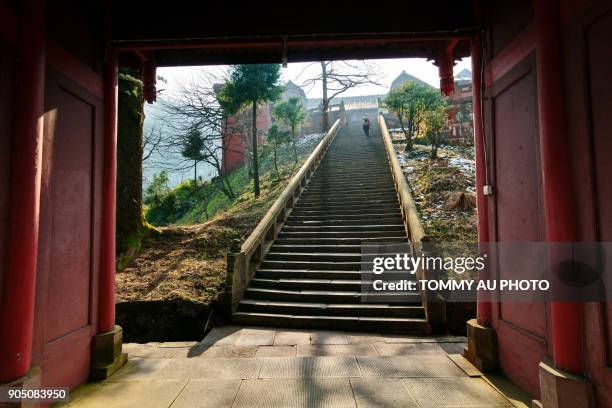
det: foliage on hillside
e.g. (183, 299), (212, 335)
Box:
(144, 133), (322, 226)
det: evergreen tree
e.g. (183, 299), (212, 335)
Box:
(219, 64), (284, 197)
(273, 97), (307, 164)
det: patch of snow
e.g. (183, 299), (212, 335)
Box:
(447, 157), (475, 175)
(297, 133), (324, 146)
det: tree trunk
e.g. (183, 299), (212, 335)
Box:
(291, 125), (298, 164)
(251, 100), (260, 197)
(116, 73), (152, 254)
(321, 61), (329, 132)
(273, 147), (280, 179)
(194, 161), (197, 182)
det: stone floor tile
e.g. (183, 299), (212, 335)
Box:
(103, 358), (172, 382)
(256, 345), (297, 357)
(374, 342), (449, 356)
(297, 345), (337, 356)
(309, 331), (348, 345)
(346, 333), (383, 344)
(200, 326), (245, 346)
(233, 378), (356, 408)
(169, 379), (241, 408)
(259, 356), (362, 378)
(236, 328), (276, 347)
(273, 330), (311, 345)
(357, 356), (465, 378)
(383, 335), (467, 344)
(158, 357), (261, 380)
(177, 345), (258, 358)
(334, 344), (378, 356)
(447, 354), (481, 377)
(122, 344), (179, 359)
(66, 380), (185, 408)
(154, 341), (199, 348)
(350, 378), (419, 408)
(402, 377), (512, 407)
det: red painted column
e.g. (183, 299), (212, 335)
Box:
(534, 0), (582, 374)
(0, 0), (45, 382)
(471, 33), (491, 326)
(98, 48), (118, 334)
(438, 48), (455, 97)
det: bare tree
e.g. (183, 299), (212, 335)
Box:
(150, 70), (241, 199)
(300, 61), (383, 131)
(143, 125), (163, 162)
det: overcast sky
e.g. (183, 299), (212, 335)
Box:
(156, 57), (472, 100)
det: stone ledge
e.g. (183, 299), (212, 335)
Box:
(536, 360), (595, 408)
(90, 325), (128, 381)
(0, 366), (41, 408)
(463, 318), (499, 372)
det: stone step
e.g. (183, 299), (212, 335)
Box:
(260, 260), (363, 270)
(290, 207), (402, 216)
(249, 277), (417, 291)
(293, 201), (399, 210)
(276, 231), (407, 239)
(238, 299), (425, 318)
(243, 287), (422, 304)
(297, 195), (398, 204)
(285, 217), (402, 226)
(233, 312), (430, 333)
(281, 224), (405, 232)
(272, 237), (408, 246)
(254, 270), (415, 281)
(269, 244), (362, 253)
(288, 212), (401, 221)
(255, 269), (364, 280)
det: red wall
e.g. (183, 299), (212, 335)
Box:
(222, 105), (272, 174)
(0, 38), (15, 310)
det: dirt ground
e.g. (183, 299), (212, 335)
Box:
(115, 173), (290, 305)
(391, 133), (477, 243)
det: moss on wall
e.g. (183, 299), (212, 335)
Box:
(117, 72), (157, 255)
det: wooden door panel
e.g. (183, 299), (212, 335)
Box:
(36, 66), (102, 388)
(487, 54), (549, 396)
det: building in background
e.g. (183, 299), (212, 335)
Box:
(445, 68), (473, 143)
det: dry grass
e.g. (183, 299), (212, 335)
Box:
(444, 191), (477, 212)
(116, 173), (290, 305)
(395, 143), (477, 243)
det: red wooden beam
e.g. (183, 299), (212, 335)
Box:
(98, 48), (118, 334)
(484, 24), (535, 87)
(534, 0), (582, 374)
(0, 0), (45, 382)
(141, 57), (157, 104)
(438, 41), (456, 96)
(114, 34), (472, 52)
(0, 2), (17, 43)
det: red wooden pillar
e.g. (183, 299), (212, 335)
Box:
(98, 48), (118, 334)
(438, 47), (455, 97)
(534, 0), (582, 374)
(471, 33), (491, 326)
(0, 0), (45, 382)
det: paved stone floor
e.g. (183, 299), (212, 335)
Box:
(61, 326), (531, 408)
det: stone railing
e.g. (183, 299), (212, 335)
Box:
(378, 114), (446, 329)
(224, 119), (342, 314)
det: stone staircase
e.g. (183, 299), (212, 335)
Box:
(233, 122), (429, 333)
